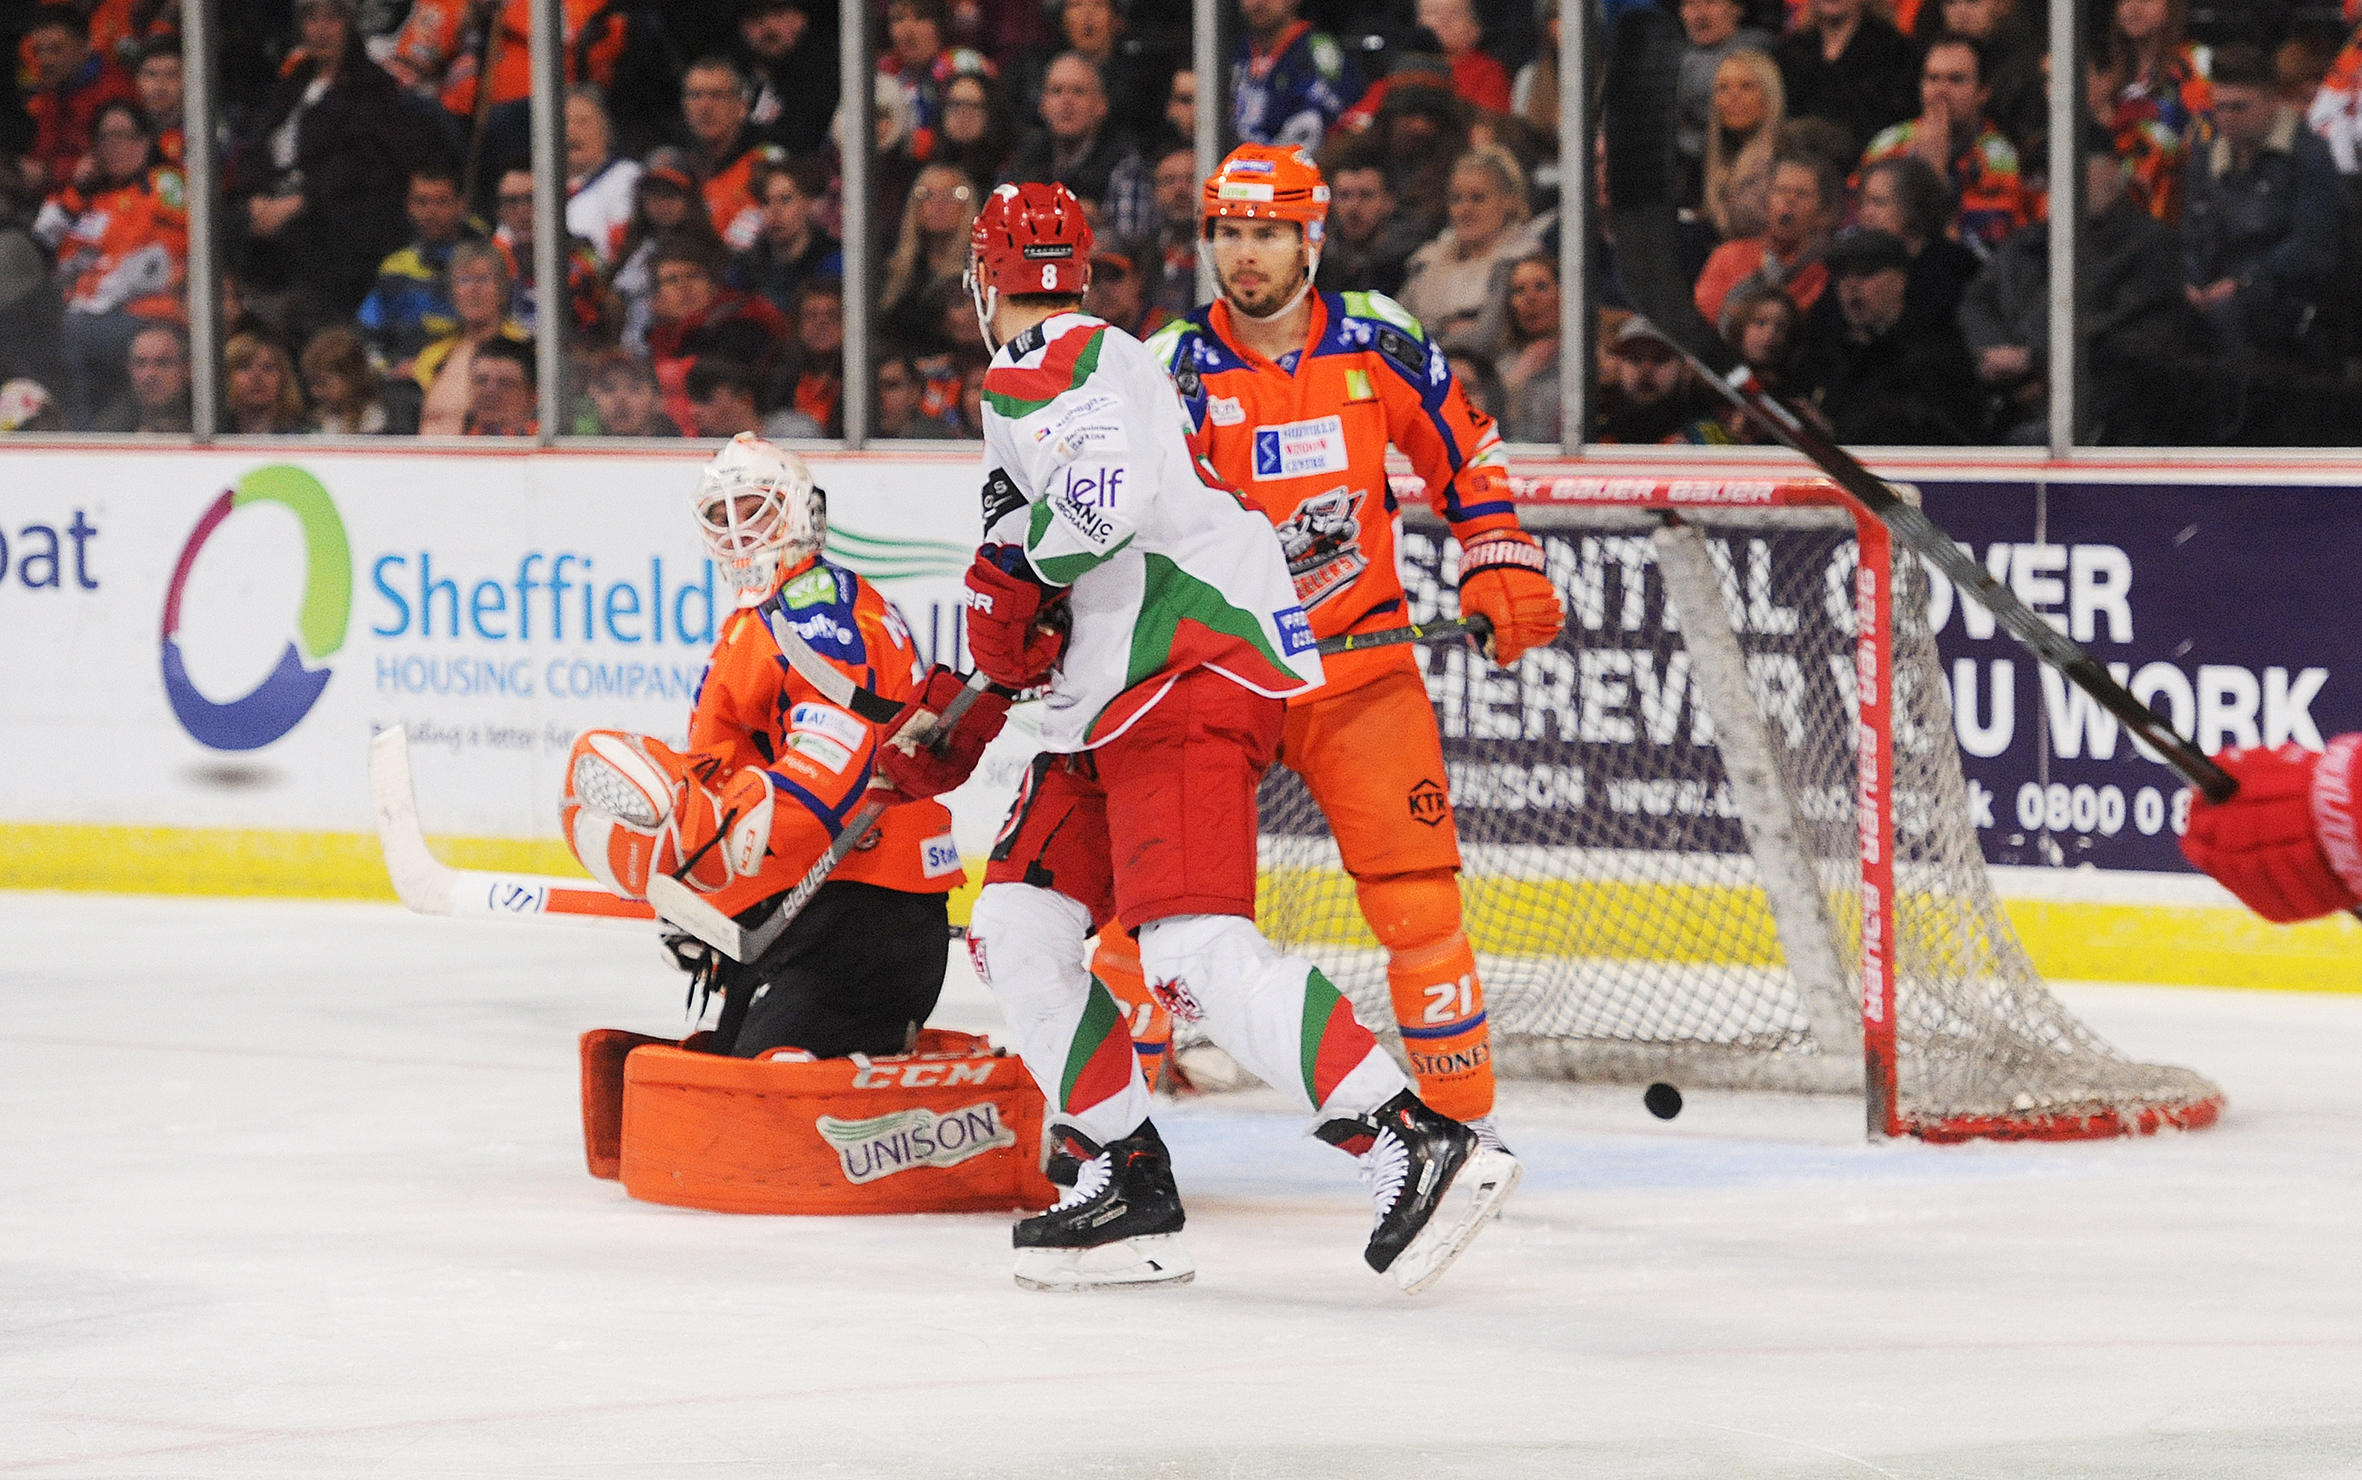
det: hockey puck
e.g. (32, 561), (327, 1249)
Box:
(1643, 1082), (1683, 1120)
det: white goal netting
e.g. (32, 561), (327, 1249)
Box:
(1251, 498), (2221, 1141)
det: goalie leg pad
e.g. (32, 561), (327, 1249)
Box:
(1137, 912), (1406, 1119)
(614, 1032), (1056, 1215)
(969, 883), (1153, 1147)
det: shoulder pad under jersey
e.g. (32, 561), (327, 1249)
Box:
(1142, 316), (1191, 377)
(1336, 290), (1431, 380)
(762, 560), (869, 666)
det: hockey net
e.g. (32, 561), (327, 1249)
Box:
(1248, 478), (2222, 1142)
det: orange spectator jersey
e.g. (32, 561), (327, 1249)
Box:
(703, 141), (785, 254)
(690, 555), (962, 906)
(1146, 289), (1522, 696)
(33, 166), (188, 318)
(390, 0), (624, 115)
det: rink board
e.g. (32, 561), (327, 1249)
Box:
(1, 444), (2359, 992)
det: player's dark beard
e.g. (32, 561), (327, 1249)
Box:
(1221, 255), (1308, 320)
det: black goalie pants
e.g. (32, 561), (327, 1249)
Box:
(711, 881), (949, 1060)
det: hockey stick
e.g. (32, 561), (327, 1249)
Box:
(765, 604), (908, 724)
(1599, 7), (2235, 802)
(368, 726), (657, 923)
(1316, 613), (1493, 656)
(646, 671), (999, 962)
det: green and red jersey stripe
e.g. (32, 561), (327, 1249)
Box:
(983, 325), (1107, 420)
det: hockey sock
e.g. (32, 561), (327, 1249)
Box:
(1087, 927), (1174, 1092)
(1383, 932), (1493, 1120)
(1360, 872), (1496, 1121)
(968, 883), (1152, 1146)
(1136, 913), (1406, 1119)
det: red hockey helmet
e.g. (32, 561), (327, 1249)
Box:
(1200, 143), (1329, 245)
(967, 181), (1093, 345)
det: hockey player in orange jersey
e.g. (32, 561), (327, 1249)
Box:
(1106, 143), (1566, 1134)
(559, 433), (1009, 1058)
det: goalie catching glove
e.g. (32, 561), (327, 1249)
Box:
(873, 665), (1013, 801)
(2181, 737), (2362, 923)
(562, 730), (794, 899)
(1455, 531), (1563, 666)
(963, 544), (1068, 689)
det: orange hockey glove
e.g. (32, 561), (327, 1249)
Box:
(1456, 531), (1563, 666)
(2181, 738), (2362, 923)
(874, 665), (1013, 800)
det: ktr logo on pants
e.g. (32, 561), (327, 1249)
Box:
(1408, 777), (1449, 826)
(816, 1102), (1016, 1184)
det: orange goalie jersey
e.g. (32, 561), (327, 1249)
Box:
(1145, 289), (1520, 698)
(686, 554), (962, 915)
(566, 552), (963, 922)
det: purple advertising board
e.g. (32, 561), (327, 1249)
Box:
(1918, 480), (2361, 873)
(1375, 480), (2359, 878)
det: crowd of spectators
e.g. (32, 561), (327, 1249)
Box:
(1, 0), (2360, 444)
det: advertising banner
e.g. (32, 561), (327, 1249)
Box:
(0, 448), (1014, 857)
(5, 450), (2359, 888)
(1915, 480), (2360, 874)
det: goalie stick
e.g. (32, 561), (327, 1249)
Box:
(647, 671), (1000, 963)
(368, 726), (657, 923)
(1315, 614), (1492, 657)
(1599, 5), (2238, 804)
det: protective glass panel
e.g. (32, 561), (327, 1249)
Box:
(1586, 0), (2046, 450)
(13, 10), (192, 433)
(193, 0), (545, 438)
(869, 0), (1198, 440)
(2081, 0), (2358, 446)
(561, 1), (836, 440)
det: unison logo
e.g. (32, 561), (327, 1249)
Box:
(161, 466), (352, 751)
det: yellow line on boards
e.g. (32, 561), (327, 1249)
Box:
(0, 823), (586, 901)
(5, 826), (2359, 992)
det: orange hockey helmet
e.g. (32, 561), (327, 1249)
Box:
(1200, 142), (1329, 247)
(967, 181), (1093, 347)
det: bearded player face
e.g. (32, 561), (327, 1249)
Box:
(1210, 218), (1310, 319)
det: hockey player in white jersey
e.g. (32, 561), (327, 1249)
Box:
(872, 181), (1519, 1293)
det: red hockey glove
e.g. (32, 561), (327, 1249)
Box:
(1455, 531), (1563, 667)
(963, 543), (1067, 689)
(2180, 737), (2362, 923)
(873, 665), (1013, 801)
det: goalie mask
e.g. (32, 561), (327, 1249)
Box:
(693, 432), (826, 605)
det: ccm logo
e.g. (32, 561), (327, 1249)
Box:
(850, 1060), (1003, 1089)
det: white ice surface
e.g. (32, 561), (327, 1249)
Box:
(3, 893), (2360, 1478)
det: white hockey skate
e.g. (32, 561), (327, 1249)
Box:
(1011, 1123), (1196, 1292)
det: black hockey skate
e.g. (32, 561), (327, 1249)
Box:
(1012, 1122), (1194, 1291)
(1318, 1091), (1521, 1295)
